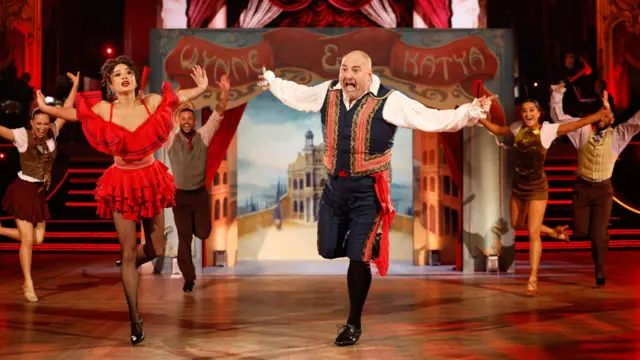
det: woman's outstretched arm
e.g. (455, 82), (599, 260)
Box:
(478, 116), (513, 137)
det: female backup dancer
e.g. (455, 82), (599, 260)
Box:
(0, 72), (79, 302)
(35, 55), (208, 344)
(479, 99), (610, 296)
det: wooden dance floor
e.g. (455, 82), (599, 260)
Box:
(1, 251), (639, 359)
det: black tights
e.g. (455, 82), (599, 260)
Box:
(347, 260), (372, 329)
(113, 211), (165, 323)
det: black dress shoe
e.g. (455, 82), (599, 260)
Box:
(116, 260), (122, 267)
(183, 282), (194, 292)
(596, 276), (606, 287)
(335, 324), (361, 347)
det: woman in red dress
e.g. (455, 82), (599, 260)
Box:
(35, 55), (208, 345)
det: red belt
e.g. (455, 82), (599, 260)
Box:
(114, 154), (155, 170)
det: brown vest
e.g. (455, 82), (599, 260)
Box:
(19, 126), (57, 190)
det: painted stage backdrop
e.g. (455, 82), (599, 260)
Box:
(150, 28), (513, 269)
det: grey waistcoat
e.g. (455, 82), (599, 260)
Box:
(167, 132), (208, 190)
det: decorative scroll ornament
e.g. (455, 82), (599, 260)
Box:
(610, 0), (640, 34)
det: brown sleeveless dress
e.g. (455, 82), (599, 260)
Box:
(512, 126), (549, 201)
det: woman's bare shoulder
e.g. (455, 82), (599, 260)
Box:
(143, 93), (163, 107)
(90, 101), (111, 120)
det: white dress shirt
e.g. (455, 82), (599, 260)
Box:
(550, 85), (640, 158)
(263, 71), (487, 132)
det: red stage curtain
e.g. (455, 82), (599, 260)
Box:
(276, 0), (377, 27)
(205, 103), (248, 189)
(237, 0), (410, 28)
(415, 0), (451, 28)
(269, 0), (313, 11)
(187, 0), (225, 28)
(269, 0), (372, 11)
(328, 0), (373, 11)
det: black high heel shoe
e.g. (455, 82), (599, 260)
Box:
(130, 318), (145, 345)
(335, 324), (361, 347)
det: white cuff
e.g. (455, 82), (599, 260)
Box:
(264, 70), (276, 83)
(467, 106), (487, 123)
(458, 102), (486, 128)
(469, 100), (488, 119)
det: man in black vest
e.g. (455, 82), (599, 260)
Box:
(258, 51), (494, 346)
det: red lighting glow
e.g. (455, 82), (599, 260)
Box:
(0, 153), (4, 159)
(106, 47), (113, 55)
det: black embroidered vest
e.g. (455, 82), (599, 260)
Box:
(319, 80), (396, 177)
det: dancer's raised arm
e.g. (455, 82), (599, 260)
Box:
(556, 107), (610, 136)
(35, 88), (78, 121)
(175, 65), (209, 102)
(54, 72), (81, 131)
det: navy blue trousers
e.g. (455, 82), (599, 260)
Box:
(317, 175), (381, 261)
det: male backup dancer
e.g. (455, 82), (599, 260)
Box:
(115, 75), (230, 294)
(550, 83), (640, 286)
(166, 74), (230, 292)
(258, 50), (494, 346)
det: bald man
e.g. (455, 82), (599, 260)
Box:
(258, 50), (494, 346)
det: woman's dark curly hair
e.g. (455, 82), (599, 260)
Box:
(100, 55), (141, 101)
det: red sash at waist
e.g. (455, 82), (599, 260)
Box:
(114, 154), (155, 170)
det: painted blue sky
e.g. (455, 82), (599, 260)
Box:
(237, 85), (413, 212)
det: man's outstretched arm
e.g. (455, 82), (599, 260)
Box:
(259, 69), (331, 113)
(382, 91), (492, 132)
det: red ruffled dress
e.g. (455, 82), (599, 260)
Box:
(75, 82), (178, 221)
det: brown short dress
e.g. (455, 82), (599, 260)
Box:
(1, 125), (57, 225)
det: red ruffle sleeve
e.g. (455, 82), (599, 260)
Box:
(75, 82), (179, 160)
